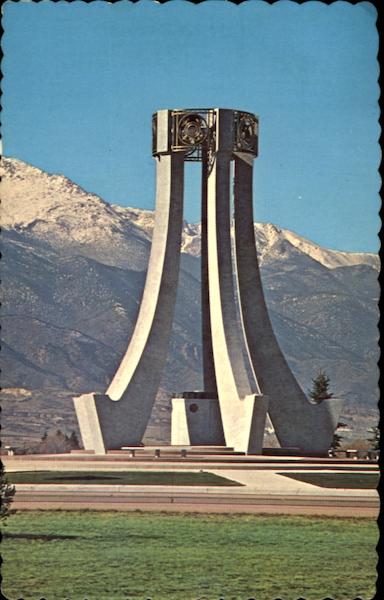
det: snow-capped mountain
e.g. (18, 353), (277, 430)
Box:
(0, 157), (379, 446)
(2, 157), (378, 269)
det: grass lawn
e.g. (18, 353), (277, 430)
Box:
(1, 511), (377, 600)
(7, 470), (242, 486)
(279, 471), (379, 489)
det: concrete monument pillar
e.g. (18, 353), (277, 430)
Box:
(233, 153), (342, 454)
(206, 110), (267, 454)
(200, 148), (218, 396)
(74, 111), (185, 453)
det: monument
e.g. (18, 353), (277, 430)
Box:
(74, 108), (342, 455)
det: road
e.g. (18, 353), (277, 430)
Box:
(12, 488), (378, 517)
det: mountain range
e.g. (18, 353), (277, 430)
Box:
(0, 157), (379, 447)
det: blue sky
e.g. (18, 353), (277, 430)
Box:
(2, 1), (379, 252)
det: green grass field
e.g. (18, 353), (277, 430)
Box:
(1, 511), (377, 600)
(279, 471), (379, 489)
(7, 470), (242, 486)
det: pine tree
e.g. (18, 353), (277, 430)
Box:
(368, 426), (380, 450)
(308, 370), (334, 404)
(69, 431), (81, 450)
(330, 433), (343, 453)
(329, 422), (347, 455)
(0, 463), (16, 524)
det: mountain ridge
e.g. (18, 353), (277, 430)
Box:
(1, 156), (379, 270)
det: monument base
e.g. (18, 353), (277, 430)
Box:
(171, 393), (225, 446)
(74, 392), (149, 455)
(73, 393), (107, 455)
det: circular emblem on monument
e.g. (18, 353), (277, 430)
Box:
(237, 114), (258, 153)
(178, 113), (208, 147)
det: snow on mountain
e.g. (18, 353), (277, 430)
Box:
(111, 205), (155, 239)
(1, 157), (112, 228)
(1, 156), (378, 271)
(252, 222), (379, 270)
(1, 157), (152, 271)
(264, 225), (379, 270)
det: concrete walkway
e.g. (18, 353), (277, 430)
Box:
(209, 468), (379, 497)
(4, 455), (379, 516)
(3, 454), (379, 472)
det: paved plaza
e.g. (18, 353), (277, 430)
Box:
(3, 453), (379, 517)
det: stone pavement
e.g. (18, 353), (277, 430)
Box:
(209, 467), (379, 497)
(4, 454), (378, 516)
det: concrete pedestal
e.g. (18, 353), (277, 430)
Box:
(171, 396), (225, 446)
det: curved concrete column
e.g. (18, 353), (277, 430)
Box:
(74, 153), (184, 452)
(233, 153), (342, 454)
(201, 150), (218, 395)
(207, 150), (267, 454)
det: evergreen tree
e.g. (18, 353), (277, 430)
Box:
(31, 428), (82, 453)
(329, 422), (346, 455)
(330, 433), (343, 453)
(308, 370), (334, 404)
(368, 426), (380, 450)
(69, 431), (81, 450)
(0, 463), (16, 524)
